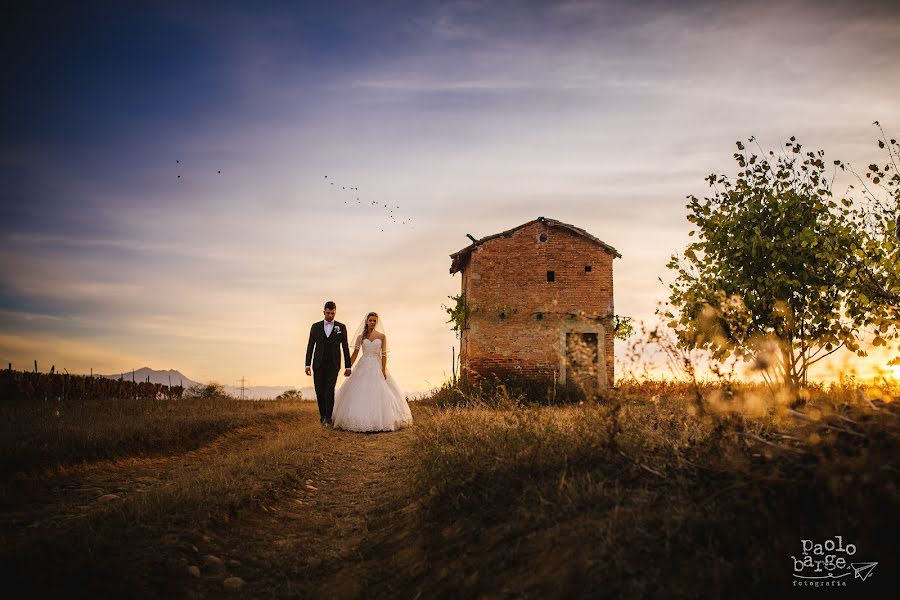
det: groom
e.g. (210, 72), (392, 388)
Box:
(305, 301), (352, 426)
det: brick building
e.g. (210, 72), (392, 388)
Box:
(449, 217), (621, 389)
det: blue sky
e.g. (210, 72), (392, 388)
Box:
(2, 0), (900, 390)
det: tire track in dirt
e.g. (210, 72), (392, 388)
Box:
(187, 408), (421, 599)
(1, 411), (307, 541)
(2, 404), (424, 598)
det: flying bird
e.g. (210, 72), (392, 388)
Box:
(322, 175), (416, 231)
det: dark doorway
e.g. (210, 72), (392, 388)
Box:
(566, 332), (599, 392)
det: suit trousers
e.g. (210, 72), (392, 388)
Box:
(313, 362), (340, 422)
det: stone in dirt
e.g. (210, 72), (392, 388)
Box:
(227, 559), (241, 567)
(223, 577), (245, 590)
(97, 494), (120, 503)
(203, 555), (225, 572)
(187, 565), (201, 578)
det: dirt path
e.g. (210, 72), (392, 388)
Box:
(1, 403), (422, 599)
(218, 412), (420, 599)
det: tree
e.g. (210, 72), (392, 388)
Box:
(663, 133), (900, 390)
(185, 381), (228, 399)
(835, 123), (900, 364)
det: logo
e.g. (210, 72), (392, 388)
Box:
(792, 535), (877, 587)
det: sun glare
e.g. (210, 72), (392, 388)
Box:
(892, 365), (900, 381)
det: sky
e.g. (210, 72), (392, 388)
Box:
(2, 0), (900, 393)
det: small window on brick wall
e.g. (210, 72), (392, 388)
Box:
(538, 232), (548, 242)
(584, 265), (592, 272)
(547, 271), (555, 282)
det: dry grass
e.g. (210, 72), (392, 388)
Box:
(0, 395), (306, 478)
(1, 411), (322, 597)
(401, 380), (900, 598)
(2, 380), (897, 597)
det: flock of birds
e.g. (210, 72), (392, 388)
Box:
(323, 175), (414, 232)
(174, 159), (222, 179)
(174, 160), (896, 239)
(172, 162), (414, 232)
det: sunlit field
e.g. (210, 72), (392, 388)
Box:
(1, 375), (897, 597)
(0, 393), (306, 478)
(405, 377), (898, 596)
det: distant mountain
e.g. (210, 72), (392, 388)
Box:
(101, 367), (199, 388)
(101, 367), (315, 400)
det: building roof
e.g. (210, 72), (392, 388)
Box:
(449, 216), (621, 274)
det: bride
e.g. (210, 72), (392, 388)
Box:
(332, 312), (413, 432)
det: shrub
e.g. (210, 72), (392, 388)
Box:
(184, 382), (231, 400)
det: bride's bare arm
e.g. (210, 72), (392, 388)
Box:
(350, 336), (361, 366)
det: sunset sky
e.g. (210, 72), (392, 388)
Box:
(2, 0), (900, 393)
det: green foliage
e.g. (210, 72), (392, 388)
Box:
(443, 293), (469, 335)
(837, 123), (900, 364)
(611, 314), (634, 340)
(665, 132), (900, 389)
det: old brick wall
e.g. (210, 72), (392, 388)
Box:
(458, 220), (615, 386)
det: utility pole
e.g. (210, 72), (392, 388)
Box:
(237, 376), (248, 400)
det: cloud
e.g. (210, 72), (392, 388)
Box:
(2, 0), (899, 387)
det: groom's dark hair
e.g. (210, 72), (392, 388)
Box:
(324, 301), (336, 310)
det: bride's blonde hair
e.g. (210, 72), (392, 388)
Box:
(361, 312), (379, 343)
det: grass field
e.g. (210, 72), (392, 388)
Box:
(1, 379), (897, 598)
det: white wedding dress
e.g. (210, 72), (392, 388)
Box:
(332, 338), (412, 432)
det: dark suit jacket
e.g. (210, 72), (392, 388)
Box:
(306, 320), (351, 370)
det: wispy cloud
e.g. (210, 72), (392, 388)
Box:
(2, 0), (899, 388)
